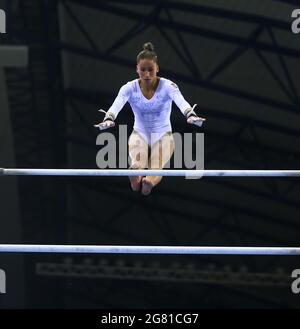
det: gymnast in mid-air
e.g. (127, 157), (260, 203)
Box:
(95, 42), (205, 196)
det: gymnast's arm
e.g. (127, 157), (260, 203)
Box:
(167, 82), (206, 127)
(94, 84), (130, 130)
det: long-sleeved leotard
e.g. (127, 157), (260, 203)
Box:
(106, 77), (192, 146)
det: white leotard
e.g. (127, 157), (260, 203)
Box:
(107, 77), (191, 146)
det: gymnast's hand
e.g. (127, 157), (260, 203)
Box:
(185, 104), (206, 128)
(94, 109), (116, 130)
(187, 115), (206, 128)
(94, 120), (115, 130)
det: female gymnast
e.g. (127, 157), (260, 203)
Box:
(95, 42), (205, 196)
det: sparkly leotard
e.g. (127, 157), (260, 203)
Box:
(107, 77), (191, 146)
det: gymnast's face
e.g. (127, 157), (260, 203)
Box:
(136, 59), (159, 83)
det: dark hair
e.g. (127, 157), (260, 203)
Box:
(137, 42), (158, 63)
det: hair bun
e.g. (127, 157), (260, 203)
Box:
(143, 42), (154, 51)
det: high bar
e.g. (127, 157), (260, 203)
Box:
(1, 168), (300, 177)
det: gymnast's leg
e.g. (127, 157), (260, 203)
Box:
(128, 131), (149, 191)
(141, 132), (174, 196)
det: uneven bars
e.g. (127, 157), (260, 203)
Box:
(1, 168), (300, 177)
(0, 245), (299, 255)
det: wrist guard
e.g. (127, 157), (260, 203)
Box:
(99, 109), (115, 122)
(184, 104), (198, 118)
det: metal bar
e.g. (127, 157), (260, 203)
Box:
(1, 168), (300, 177)
(0, 244), (299, 255)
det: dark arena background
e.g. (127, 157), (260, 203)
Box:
(0, 0), (300, 313)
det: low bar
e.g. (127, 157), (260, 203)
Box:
(0, 245), (299, 255)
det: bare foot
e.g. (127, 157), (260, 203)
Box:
(130, 176), (142, 191)
(141, 177), (154, 196)
(129, 164), (142, 191)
